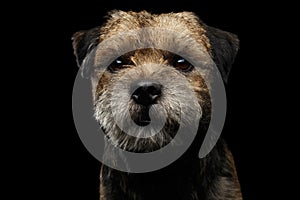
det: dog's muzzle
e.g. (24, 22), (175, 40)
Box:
(130, 80), (163, 126)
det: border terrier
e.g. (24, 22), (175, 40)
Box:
(72, 10), (242, 200)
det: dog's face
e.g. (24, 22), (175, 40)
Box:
(72, 11), (239, 153)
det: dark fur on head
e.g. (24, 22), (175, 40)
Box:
(72, 10), (242, 200)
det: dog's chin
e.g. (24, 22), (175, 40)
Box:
(96, 98), (183, 152)
(101, 111), (180, 153)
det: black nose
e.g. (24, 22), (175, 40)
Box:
(131, 81), (162, 106)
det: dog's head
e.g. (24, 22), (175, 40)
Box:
(72, 11), (239, 153)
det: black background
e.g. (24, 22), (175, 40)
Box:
(16, 0), (293, 199)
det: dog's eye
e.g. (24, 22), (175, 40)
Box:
(108, 57), (133, 73)
(109, 58), (123, 72)
(173, 56), (193, 72)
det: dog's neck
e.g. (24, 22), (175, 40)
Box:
(100, 139), (227, 200)
(102, 155), (205, 200)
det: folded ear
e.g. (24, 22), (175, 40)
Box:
(205, 26), (239, 83)
(72, 27), (100, 67)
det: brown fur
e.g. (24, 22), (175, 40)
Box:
(72, 10), (242, 200)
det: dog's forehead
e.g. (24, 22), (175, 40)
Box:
(99, 11), (211, 51)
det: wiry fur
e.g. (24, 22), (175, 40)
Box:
(72, 10), (242, 200)
(94, 59), (207, 152)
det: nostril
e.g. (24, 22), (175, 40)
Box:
(147, 84), (162, 102)
(148, 84), (162, 95)
(131, 81), (162, 106)
(131, 94), (139, 101)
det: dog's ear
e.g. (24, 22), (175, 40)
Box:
(72, 27), (100, 67)
(205, 26), (239, 83)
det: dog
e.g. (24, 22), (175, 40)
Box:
(72, 10), (242, 200)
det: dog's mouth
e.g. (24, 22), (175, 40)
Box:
(130, 106), (151, 127)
